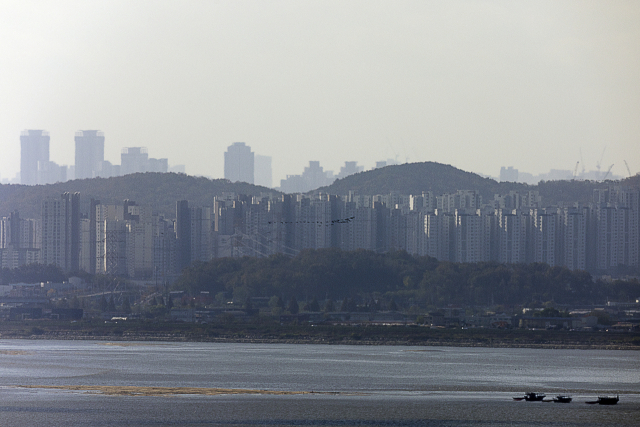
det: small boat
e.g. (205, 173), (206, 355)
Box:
(513, 392), (546, 401)
(524, 392), (546, 401)
(586, 395), (619, 405)
(553, 395), (572, 403)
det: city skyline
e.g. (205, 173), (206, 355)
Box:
(8, 128), (630, 188)
(1, 2), (639, 184)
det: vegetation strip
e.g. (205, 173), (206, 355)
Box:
(16, 385), (339, 396)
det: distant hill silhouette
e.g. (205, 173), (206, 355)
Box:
(0, 173), (275, 219)
(317, 162), (634, 206)
(317, 162), (518, 199)
(1, 166), (637, 219)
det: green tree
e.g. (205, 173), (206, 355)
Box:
(303, 298), (320, 312)
(323, 299), (335, 312)
(107, 295), (116, 312)
(99, 295), (108, 312)
(287, 296), (299, 314)
(269, 295), (284, 316)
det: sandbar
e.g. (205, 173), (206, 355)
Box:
(16, 385), (340, 396)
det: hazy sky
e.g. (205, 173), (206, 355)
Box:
(1, 1), (639, 184)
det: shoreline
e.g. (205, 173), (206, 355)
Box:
(2, 320), (639, 350)
(2, 331), (639, 350)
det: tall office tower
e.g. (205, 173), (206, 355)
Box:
(254, 154), (272, 188)
(499, 166), (519, 182)
(75, 130), (105, 179)
(336, 161), (364, 179)
(121, 147), (149, 175)
(224, 142), (254, 184)
(41, 192), (80, 272)
(20, 130), (50, 185)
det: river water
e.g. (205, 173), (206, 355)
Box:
(0, 340), (638, 426)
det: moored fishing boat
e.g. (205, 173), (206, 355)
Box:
(513, 392), (546, 401)
(586, 395), (619, 405)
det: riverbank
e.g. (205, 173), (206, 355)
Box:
(1, 320), (639, 349)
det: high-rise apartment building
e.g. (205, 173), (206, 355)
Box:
(75, 130), (105, 179)
(20, 130), (50, 185)
(0, 211), (40, 269)
(224, 142), (254, 184)
(175, 200), (191, 272)
(41, 193), (80, 272)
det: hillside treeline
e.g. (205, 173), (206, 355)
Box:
(0, 264), (68, 285)
(174, 249), (640, 308)
(4, 165), (638, 220)
(0, 172), (272, 219)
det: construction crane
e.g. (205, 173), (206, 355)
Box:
(596, 147), (607, 179)
(602, 164), (614, 181)
(624, 160), (632, 177)
(573, 161), (579, 179)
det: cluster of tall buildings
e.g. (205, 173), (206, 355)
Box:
(222, 142), (366, 192)
(18, 129), (181, 185)
(1, 186), (637, 280)
(214, 187), (638, 272)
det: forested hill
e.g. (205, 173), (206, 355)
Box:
(318, 161), (633, 206)
(0, 173), (274, 219)
(174, 248), (640, 307)
(317, 162), (518, 199)
(2, 165), (637, 219)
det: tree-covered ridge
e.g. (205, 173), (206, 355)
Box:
(0, 264), (68, 285)
(319, 162), (629, 206)
(174, 248), (639, 308)
(317, 162), (515, 199)
(2, 164), (636, 219)
(0, 173), (275, 219)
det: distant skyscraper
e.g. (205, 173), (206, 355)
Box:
(224, 142), (254, 184)
(500, 166), (519, 182)
(20, 130), (50, 185)
(254, 154), (272, 188)
(337, 161), (364, 179)
(75, 130), (105, 179)
(121, 147), (149, 175)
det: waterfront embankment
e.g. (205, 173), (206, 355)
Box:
(1, 320), (639, 349)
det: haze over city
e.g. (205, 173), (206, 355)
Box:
(1, 1), (639, 185)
